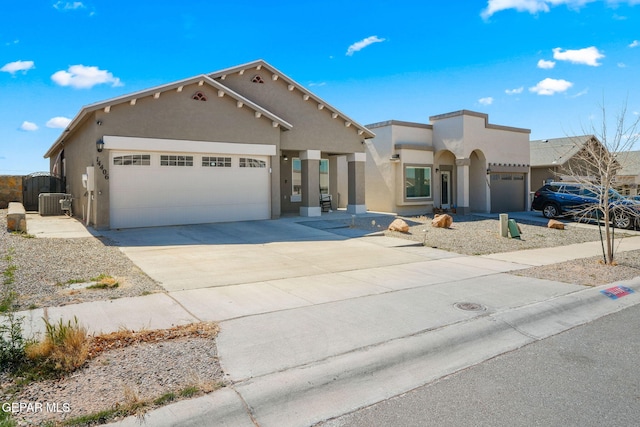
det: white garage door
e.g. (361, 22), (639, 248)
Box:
(109, 152), (270, 228)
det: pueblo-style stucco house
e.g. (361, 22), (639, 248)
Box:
(365, 110), (531, 215)
(44, 60), (374, 229)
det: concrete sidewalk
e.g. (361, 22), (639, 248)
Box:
(11, 212), (640, 427)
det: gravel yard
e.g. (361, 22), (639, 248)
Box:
(0, 210), (163, 311)
(382, 214), (640, 287)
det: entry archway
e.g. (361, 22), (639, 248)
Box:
(469, 149), (488, 212)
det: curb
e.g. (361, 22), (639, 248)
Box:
(108, 277), (640, 427)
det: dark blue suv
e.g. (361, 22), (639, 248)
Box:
(531, 182), (640, 229)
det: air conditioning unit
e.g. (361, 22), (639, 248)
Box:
(38, 193), (69, 216)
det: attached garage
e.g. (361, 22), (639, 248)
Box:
(106, 136), (274, 229)
(490, 173), (526, 213)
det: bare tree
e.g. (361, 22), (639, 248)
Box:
(559, 101), (640, 264)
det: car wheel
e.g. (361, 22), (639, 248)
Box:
(542, 203), (560, 218)
(613, 213), (632, 229)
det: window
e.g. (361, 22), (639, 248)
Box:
(320, 159), (329, 194)
(292, 157), (302, 201)
(561, 185), (580, 195)
(113, 154), (150, 166)
(405, 166), (431, 199)
(240, 157), (266, 168)
(202, 156), (231, 167)
(160, 155), (193, 166)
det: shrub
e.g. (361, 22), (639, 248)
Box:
(0, 311), (27, 372)
(1, 250), (27, 372)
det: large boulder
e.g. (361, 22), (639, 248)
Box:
(432, 214), (453, 228)
(388, 218), (410, 233)
(547, 219), (565, 230)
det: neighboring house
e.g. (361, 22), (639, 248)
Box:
(614, 150), (640, 196)
(530, 135), (611, 188)
(44, 60), (374, 229)
(365, 110), (531, 215)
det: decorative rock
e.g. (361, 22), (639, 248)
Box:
(388, 218), (410, 233)
(432, 214), (453, 228)
(547, 219), (565, 230)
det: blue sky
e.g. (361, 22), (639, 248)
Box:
(1, 0), (639, 174)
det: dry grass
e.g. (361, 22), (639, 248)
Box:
(87, 322), (219, 358)
(25, 317), (90, 373)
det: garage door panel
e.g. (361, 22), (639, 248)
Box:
(109, 151), (270, 228)
(490, 173), (525, 213)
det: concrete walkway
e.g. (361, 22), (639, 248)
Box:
(13, 212), (640, 427)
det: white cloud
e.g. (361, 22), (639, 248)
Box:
(482, 0), (598, 18)
(308, 82), (326, 87)
(20, 121), (38, 131)
(630, 40), (640, 48)
(53, 1), (85, 10)
(537, 59), (556, 69)
(478, 97), (494, 106)
(46, 116), (72, 128)
(552, 46), (604, 66)
(346, 36), (386, 56)
(1, 60), (35, 74)
(617, 62), (627, 68)
(571, 88), (589, 97)
(529, 78), (573, 95)
(51, 65), (123, 89)
(505, 87), (524, 95)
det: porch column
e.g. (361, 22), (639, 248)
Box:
(456, 157), (470, 214)
(300, 149), (321, 217)
(347, 152), (367, 214)
(270, 154), (281, 219)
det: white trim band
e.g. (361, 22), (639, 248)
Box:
(103, 136), (276, 156)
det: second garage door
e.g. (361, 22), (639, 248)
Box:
(109, 152), (270, 228)
(490, 173), (526, 213)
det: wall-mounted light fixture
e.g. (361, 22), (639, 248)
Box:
(283, 154), (289, 161)
(96, 120), (103, 126)
(96, 139), (104, 153)
(486, 167), (491, 175)
(435, 168), (440, 173)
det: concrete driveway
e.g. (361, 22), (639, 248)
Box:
(102, 214), (436, 292)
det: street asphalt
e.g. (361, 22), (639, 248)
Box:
(15, 211), (640, 426)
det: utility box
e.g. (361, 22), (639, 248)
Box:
(38, 193), (69, 216)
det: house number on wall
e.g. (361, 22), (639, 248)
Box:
(96, 156), (109, 180)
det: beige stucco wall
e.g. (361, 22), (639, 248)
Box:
(433, 112), (530, 165)
(95, 84), (281, 145)
(531, 166), (558, 189)
(49, 114), (100, 225)
(215, 71), (365, 155)
(51, 82), (283, 229)
(365, 122), (435, 215)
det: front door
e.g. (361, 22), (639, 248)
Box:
(441, 171), (451, 209)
